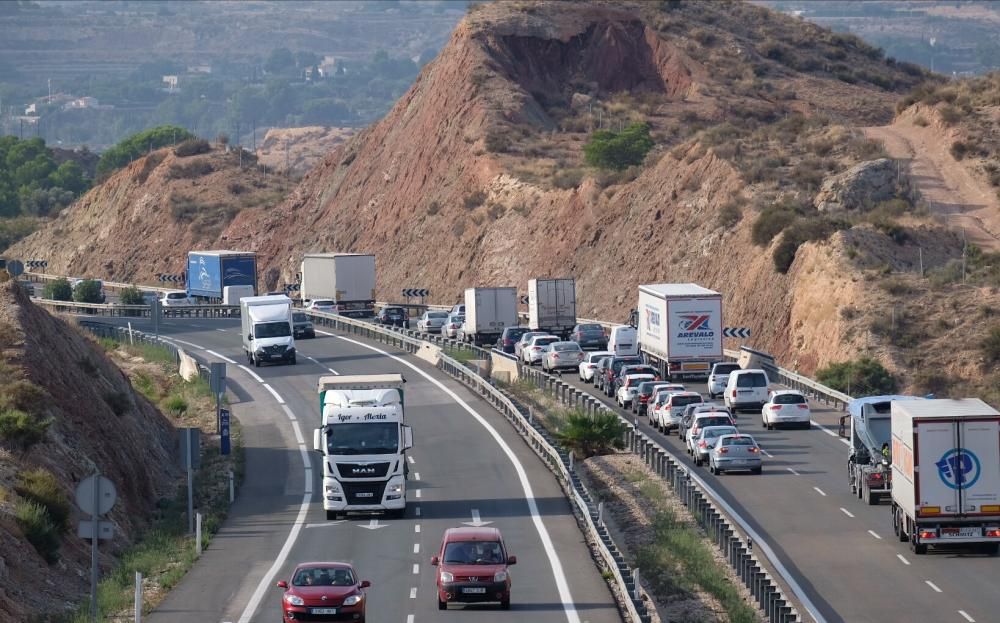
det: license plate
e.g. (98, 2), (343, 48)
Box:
(310, 608), (338, 614)
(462, 587), (487, 594)
(733, 460), (747, 464)
(942, 527), (982, 538)
(356, 492), (374, 498)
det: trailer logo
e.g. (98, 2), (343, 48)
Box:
(677, 314), (715, 338)
(936, 449), (981, 490)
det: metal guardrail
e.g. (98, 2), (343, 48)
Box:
(31, 298), (240, 318)
(24, 271), (175, 295)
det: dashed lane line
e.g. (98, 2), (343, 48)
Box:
(409, 587), (417, 599)
(897, 554), (911, 566)
(959, 611), (976, 622)
(786, 467), (800, 476)
(925, 581), (943, 593)
(840, 507), (855, 518)
(868, 530), (882, 540)
(813, 487), (827, 497)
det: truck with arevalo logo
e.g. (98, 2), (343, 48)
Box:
(636, 283), (723, 380)
(313, 374), (413, 520)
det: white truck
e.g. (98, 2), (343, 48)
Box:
(636, 283), (723, 380)
(300, 253), (376, 318)
(462, 287), (518, 346)
(240, 295), (296, 367)
(891, 398), (1000, 555)
(312, 374), (413, 520)
(528, 278), (576, 339)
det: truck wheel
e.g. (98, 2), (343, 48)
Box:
(253, 355), (261, 368)
(866, 488), (878, 505)
(911, 539), (927, 555)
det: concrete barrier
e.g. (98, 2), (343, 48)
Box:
(415, 341), (442, 366)
(178, 349), (200, 381)
(491, 351), (520, 382)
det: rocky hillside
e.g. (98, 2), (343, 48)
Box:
(257, 126), (357, 177)
(8, 1), (997, 397)
(0, 277), (178, 619)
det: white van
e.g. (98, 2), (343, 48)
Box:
(724, 369), (770, 412)
(241, 295), (296, 367)
(607, 325), (638, 357)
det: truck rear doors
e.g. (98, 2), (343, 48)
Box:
(917, 418), (1000, 517)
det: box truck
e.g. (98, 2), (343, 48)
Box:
(240, 295), (295, 367)
(186, 251), (257, 300)
(528, 278), (576, 338)
(891, 398), (1000, 555)
(312, 374), (413, 520)
(463, 287), (518, 346)
(300, 253), (376, 318)
(636, 283), (723, 380)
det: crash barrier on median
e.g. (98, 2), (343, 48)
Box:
(24, 271), (175, 295)
(32, 298), (240, 318)
(515, 363), (807, 623)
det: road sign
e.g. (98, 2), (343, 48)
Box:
(401, 288), (429, 298)
(75, 475), (117, 516)
(26, 259), (47, 269)
(6, 260), (23, 277)
(284, 283), (300, 292)
(178, 428), (201, 469)
(723, 327), (751, 338)
(519, 295), (529, 305)
(156, 272), (185, 283)
(151, 297), (162, 336)
(77, 520), (114, 540)
(209, 362), (226, 394)
(220, 408), (231, 456)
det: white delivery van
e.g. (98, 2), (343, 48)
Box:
(607, 325), (638, 357)
(724, 369), (770, 412)
(241, 295), (296, 367)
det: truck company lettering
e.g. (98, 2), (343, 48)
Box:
(676, 313), (715, 339)
(336, 412), (389, 422)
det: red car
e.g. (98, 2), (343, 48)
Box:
(431, 526), (516, 610)
(276, 562), (371, 622)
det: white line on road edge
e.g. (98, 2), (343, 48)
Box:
(281, 405), (297, 421)
(170, 337), (205, 350)
(813, 486), (827, 497)
(325, 331), (588, 623)
(839, 507), (855, 518)
(868, 530), (882, 540)
(237, 364), (264, 383)
(262, 383), (286, 404)
(216, 328), (227, 332)
(407, 455), (415, 464)
(958, 610), (976, 622)
(205, 349), (237, 364)
(760, 448), (774, 458)
(307, 356), (320, 363)
(328, 368), (339, 375)
(815, 423), (838, 437)
(896, 554), (911, 566)
(924, 580), (942, 593)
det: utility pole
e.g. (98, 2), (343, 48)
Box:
(252, 119), (256, 154)
(962, 228), (968, 284)
(285, 141), (290, 177)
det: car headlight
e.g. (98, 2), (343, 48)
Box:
(388, 482), (403, 494)
(494, 570), (508, 582)
(284, 594), (304, 606)
(343, 594), (363, 606)
(325, 483), (341, 493)
(440, 571), (454, 583)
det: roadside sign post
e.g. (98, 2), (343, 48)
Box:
(209, 362), (226, 433)
(75, 473), (117, 623)
(178, 428), (201, 534)
(220, 408), (231, 456)
(6, 259), (23, 278)
(151, 297), (161, 337)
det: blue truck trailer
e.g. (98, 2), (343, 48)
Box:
(186, 251), (257, 300)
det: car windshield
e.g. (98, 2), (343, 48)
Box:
(672, 395), (702, 407)
(553, 343), (580, 351)
(166, 293), (186, 299)
(384, 308), (404, 316)
(293, 312), (308, 322)
(428, 312), (448, 319)
(254, 321), (290, 338)
(314, 300), (335, 306)
(443, 540), (504, 564)
(737, 373), (767, 388)
(293, 567), (355, 587)
(535, 337), (558, 346)
(701, 426), (738, 439)
(612, 359), (641, 373)
(579, 325), (604, 334)
(326, 422), (399, 455)
(713, 364), (740, 375)
(451, 315), (465, 323)
(638, 382), (660, 393)
(722, 437), (756, 447)
(697, 416), (732, 428)
(773, 393), (806, 404)
(506, 329), (528, 338)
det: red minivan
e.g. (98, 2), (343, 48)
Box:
(431, 527), (516, 610)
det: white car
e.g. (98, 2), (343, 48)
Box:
(441, 313), (464, 338)
(521, 335), (559, 365)
(708, 362), (741, 399)
(725, 369), (771, 412)
(686, 412), (737, 455)
(616, 373), (656, 409)
(692, 425), (739, 466)
(762, 390), (811, 430)
(653, 391), (704, 435)
(306, 299), (337, 313)
(160, 290), (194, 307)
(450, 304), (465, 315)
(579, 351), (612, 382)
(648, 388), (685, 428)
(417, 310), (450, 332)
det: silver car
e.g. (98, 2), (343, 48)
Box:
(542, 341), (585, 372)
(441, 313), (464, 339)
(693, 425), (739, 466)
(522, 335), (559, 365)
(417, 310), (450, 333)
(710, 434), (763, 475)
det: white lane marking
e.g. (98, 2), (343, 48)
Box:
(407, 616), (415, 623)
(216, 328), (227, 332)
(813, 486), (827, 496)
(307, 356), (320, 363)
(205, 349), (237, 364)
(237, 364), (264, 383)
(328, 368), (339, 375)
(897, 554), (911, 566)
(786, 467), (800, 476)
(925, 580), (942, 593)
(760, 448), (774, 458)
(409, 587), (417, 599)
(170, 337), (205, 349)
(415, 489), (422, 499)
(868, 530), (882, 540)
(326, 332), (583, 623)
(415, 524), (421, 533)
(305, 521), (345, 528)
(407, 455), (415, 464)
(959, 610), (976, 622)
(814, 423), (851, 445)
(415, 507), (421, 517)
(413, 543), (420, 554)
(412, 563), (419, 575)
(840, 507), (855, 518)
(292, 421), (305, 445)
(414, 472), (420, 481)
(262, 384), (285, 404)
(281, 405), (297, 421)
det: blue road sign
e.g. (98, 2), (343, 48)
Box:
(220, 408), (231, 456)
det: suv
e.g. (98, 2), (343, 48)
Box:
(431, 527), (516, 610)
(570, 323), (608, 350)
(653, 391), (703, 434)
(724, 369), (771, 412)
(522, 335), (559, 365)
(602, 356), (643, 397)
(496, 327), (530, 354)
(292, 311), (315, 338)
(161, 290), (193, 307)
(375, 306), (408, 328)
(708, 362), (742, 399)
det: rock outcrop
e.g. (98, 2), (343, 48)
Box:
(814, 158), (897, 212)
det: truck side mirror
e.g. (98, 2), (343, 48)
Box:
(313, 428), (323, 452)
(247, 334), (253, 340)
(403, 425), (413, 450)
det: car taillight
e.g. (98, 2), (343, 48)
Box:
(532, 346), (541, 351)
(552, 354), (560, 359)
(986, 529), (1000, 538)
(797, 404), (809, 409)
(718, 447), (729, 454)
(698, 441), (707, 448)
(731, 390), (736, 397)
(919, 530), (937, 539)
(748, 447), (760, 453)
(770, 405), (781, 410)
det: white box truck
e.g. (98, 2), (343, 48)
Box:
(891, 398), (1000, 555)
(463, 287), (518, 346)
(636, 283), (722, 380)
(528, 278), (576, 338)
(300, 253), (376, 318)
(312, 374), (413, 520)
(240, 295), (296, 367)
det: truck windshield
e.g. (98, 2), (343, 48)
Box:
(254, 322), (290, 338)
(326, 422), (399, 455)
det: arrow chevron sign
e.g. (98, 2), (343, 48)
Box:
(519, 295), (529, 305)
(401, 288), (429, 298)
(284, 283), (301, 292)
(26, 259), (48, 269)
(723, 327), (751, 338)
(156, 272), (186, 283)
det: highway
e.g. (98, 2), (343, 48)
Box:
(556, 368), (999, 623)
(99, 316), (621, 623)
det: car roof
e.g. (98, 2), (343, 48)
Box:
(552, 341), (580, 347)
(443, 526), (502, 541)
(294, 561), (355, 570)
(530, 335), (558, 342)
(668, 391), (702, 398)
(701, 425), (738, 433)
(718, 433), (756, 442)
(770, 389), (804, 397)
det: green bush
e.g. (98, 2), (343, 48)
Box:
(119, 285), (145, 305)
(163, 395), (188, 417)
(751, 207), (795, 246)
(816, 357), (898, 396)
(583, 122), (654, 171)
(15, 468), (70, 530)
(556, 410), (625, 458)
(0, 409), (50, 450)
(73, 279), (105, 303)
(0, 379), (46, 412)
(984, 325), (1000, 365)
(96, 125), (194, 179)
(15, 499), (61, 563)
(43, 277), (73, 301)
(173, 138), (211, 158)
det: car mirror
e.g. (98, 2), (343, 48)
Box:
(507, 555), (517, 565)
(247, 334), (253, 340)
(430, 556), (439, 566)
(276, 580), (288, 588)
(313, 428), (323, 453)
(360, 580), (372, 588)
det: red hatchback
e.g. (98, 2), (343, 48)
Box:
(277, 562), (370, 622)
(431, 527), (516, 610)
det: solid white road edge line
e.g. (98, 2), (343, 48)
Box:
(205, 349), (237, 364)
(325, 331), (583, 623)
(262, 383), (286, 404)
(170, 337), (205, 350)
(237, 364), (264, 383)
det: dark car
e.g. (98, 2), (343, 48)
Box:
(496, 327), (530, 354)
(292, 311), (315, 339)
(593, 356), (613, 389)
(276, 562), (370, 623)
(614, 364), (660, 397)
(432, 526), (515, 610)
(602, 356), (643, 396)
(571, 323), (608, 350)
(632, 380), (666, 416)
(375, 306), (408, 328)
